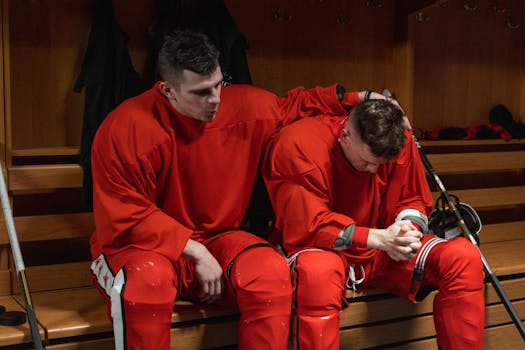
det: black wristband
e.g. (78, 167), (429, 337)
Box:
(336, 85), (346, 102)
(364, 90), (373, 101)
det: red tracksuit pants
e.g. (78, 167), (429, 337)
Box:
(91, 231), (292, 350)
(290, 235), (485, 350)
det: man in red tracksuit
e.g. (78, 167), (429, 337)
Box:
(89, 30), (371, 350)
(263, 100), (485, 349)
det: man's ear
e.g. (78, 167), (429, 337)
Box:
(340, 127), (350, 139)
(159, 81), (174, 99)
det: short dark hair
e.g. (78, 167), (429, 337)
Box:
(351, 99), (406, 159)
(158, 30), (220, 85)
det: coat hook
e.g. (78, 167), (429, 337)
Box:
(415, 11), (430, 23)
(273, 8), (291, 22)
(464, 1), (478, 11)
(506, 18), (520, 30)
(366, 0), (383, 8)
(492, 2), (506, 14)
(336, 14), (352, 27)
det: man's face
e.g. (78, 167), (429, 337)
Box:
(161, 67), (223, 122)
(339, 119), (387, 173)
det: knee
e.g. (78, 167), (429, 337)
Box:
(231, 247), (292, 324)
(294, 251), (346, 308)
(123, 252), (176, 303)
(232, 247), (291, 297)
(435, 238), (484, 290)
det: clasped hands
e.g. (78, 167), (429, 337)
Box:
(370, 220), (423, 262)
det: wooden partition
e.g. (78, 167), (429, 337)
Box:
(226, 0), (403, 96)
(5, 0), (154, 155)
(2, 0), (523, 159)
(227, 0), (525, 132)
(410, 0), (525, 131)
(6, 0), (92, 153)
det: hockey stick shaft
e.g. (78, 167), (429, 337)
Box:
(0, 162), (45, 350)
(413, 133), (525, 341)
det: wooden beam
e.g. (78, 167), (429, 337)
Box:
(340, 300), (525, 349)
(426, 151), (525, 174)
(0, 212), (93, 244)
(378, 323), (525, 350)
(11, 261), (92, 294)
(481, 240), (525, 276)
(12, 147), (80, 157)
(8, 164), (82, 191)
(431, 186), (525, 210)
(479, 221), (525, 244)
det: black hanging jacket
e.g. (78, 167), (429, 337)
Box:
(74, 0), (146, 208)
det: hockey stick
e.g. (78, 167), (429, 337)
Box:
(381, 89), (525, 340)
(0, 161), (45, 350)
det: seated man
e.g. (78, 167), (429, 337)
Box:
(263, 99), (485, 350)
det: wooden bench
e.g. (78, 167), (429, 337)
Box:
(0, 140), (524, 349)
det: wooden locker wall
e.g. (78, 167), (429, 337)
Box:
(410, 0), (525, 132)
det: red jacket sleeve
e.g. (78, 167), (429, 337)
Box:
(277, 84), (359, 126)
(377, 131), (434, 229)
(91, 118), (192, 264)
(262, 120), (369, 250)
(263, 163), (361, 250)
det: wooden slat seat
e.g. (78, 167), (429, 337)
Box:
(431, 186), (525, 210)
(25, 288), (240, 335)
(385, 324), (525, 350)
(340, 299), (525, 349)
(342, 277), (525, 328)
(11, 213), (95, 242)
(428, 151), (525, 175)
(13, 288), (112, 340)
(426, 151), (525, 175)
(9, 287), (239, 349)
(479, 221), (525, 243)
(0, 295), (45, 347)
(8, 164), (83, 192)
(12, 262), (93, 294)
(7, 277), (522, 348)
(340, 277), (525, 349)
(479, 239), (525, 276)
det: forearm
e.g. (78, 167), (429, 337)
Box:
(334, 225), (407, 251)
(366, 228), (388, 250)
(279, 84), (350, 123)
(182, 238), (207, 262)
(182, 238), (222, 268)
